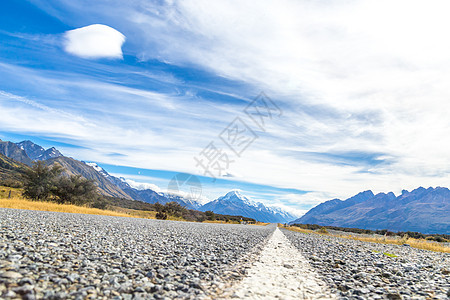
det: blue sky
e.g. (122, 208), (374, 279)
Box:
(1, 0), (450, 215)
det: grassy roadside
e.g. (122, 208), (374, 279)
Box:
(281, 225), (450, 253)
(0, 186), (23, 198)
(0, 196), (265, 225)
(0, 185), (157, 219)
(0, 197), (135, 218)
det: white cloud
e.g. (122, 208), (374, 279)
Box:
(121, 0), (450, 195)
(125, 179), (162, 193)
(63, 24), (125, 59)
(125, 178), (211, 205)
(266, 203), (307, 219)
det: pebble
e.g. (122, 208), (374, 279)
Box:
(0, 271), (23, 279)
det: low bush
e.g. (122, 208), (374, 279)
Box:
(318, 227), (329, 234)
(156, 212), (168, 220)
(0, 178), (23, 188)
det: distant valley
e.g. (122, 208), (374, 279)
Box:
(0, 139), (296, 223)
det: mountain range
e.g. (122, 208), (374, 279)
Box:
(0, 139), (295, 222)
(2, 139), (448, 230)
(290, 188), (450, 234)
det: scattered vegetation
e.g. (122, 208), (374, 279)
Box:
(283, 224), (450, 253)
(318, 227), (329, 234)
(383, 252), (398, 258)
(0, 155), (260, 225)
(0, 186), (22, 199)
(291, 223), (450, 243)
(0, 182), (257, 224)
(101, 196), (256, 223)
(0, 178), (23, 188)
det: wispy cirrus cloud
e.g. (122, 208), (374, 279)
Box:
(2, 0), (450, 212)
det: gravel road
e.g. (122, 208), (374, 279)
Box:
(282, 228), (450, 300)
(0, 208), (273, 299)
(2, 208), (448, 300)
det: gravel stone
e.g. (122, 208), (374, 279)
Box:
(282, 228), (450, 300)
(0, 208), (273, 299)
(0, 271), (23, 279)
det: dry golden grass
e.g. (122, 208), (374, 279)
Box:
(0, 186), (23, 198)
(283, 226), (450, 253)
(0, 186), (175, 221)
(111, 206), (157, 219)
(0, 197), (134, 218)
(336, 234), (450, 253)
(109, 206), (189, 221)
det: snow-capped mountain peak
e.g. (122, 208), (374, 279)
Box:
(15, 140), (62, 161)
(200, 191), (297, 223)
(219, 190), (258, 207)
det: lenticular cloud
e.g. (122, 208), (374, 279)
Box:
(63, 24), (125, 59)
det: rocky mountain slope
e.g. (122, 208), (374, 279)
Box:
(291, 188), (450, 234)
(200, 190), (297, 223)
(83, 162), (201, 210)
(16, 140), (63, 161)
(0, 153), (27, 183)
(45, 157), (133, 199)
(0, 140), (198, 207)
(0, 140), (33, 166)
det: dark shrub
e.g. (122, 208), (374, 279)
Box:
(156, 212), (168, 220)
(0, 178), (23, 188)
(205, 211), (215, 221)
(91, 198), (109, 210)
(22, 162), (62, 201)
(52, 175), (100, 205)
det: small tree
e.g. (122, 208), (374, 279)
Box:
(318, 227), (329, 234)
(22, 162), (62, 201)
(52, 175), (100, 205)
(153, 203), (165, 213)
(91, 197), (109, 210)
(156, 212), (168, 220)
(164, 202), (185, 217)
(205, 210), (215, 221)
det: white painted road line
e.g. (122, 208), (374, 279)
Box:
(229, 227), (336, 299)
